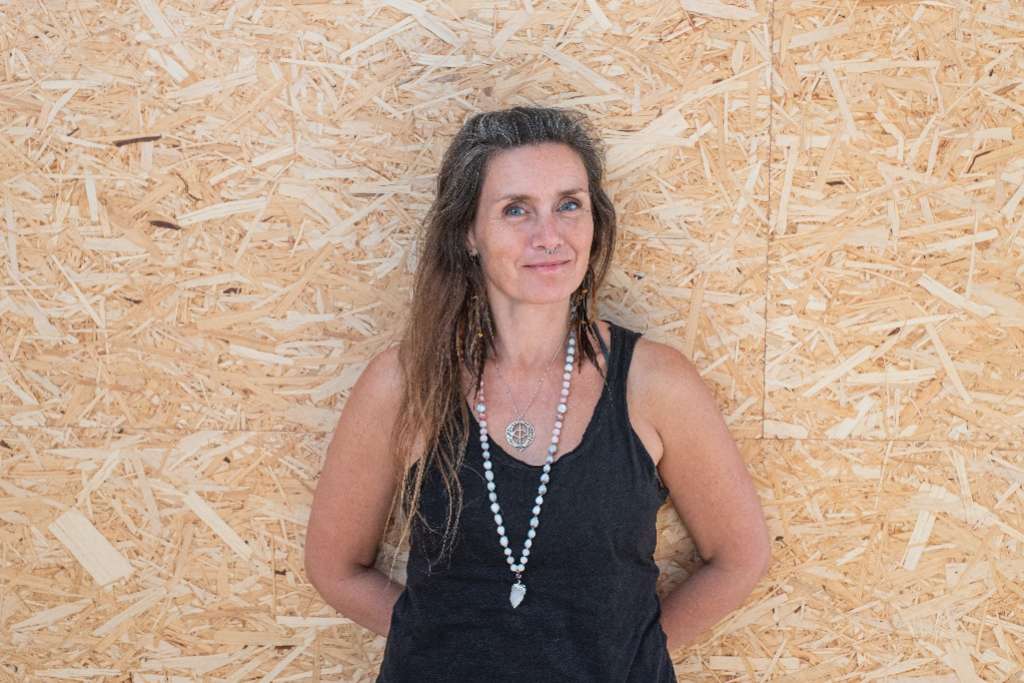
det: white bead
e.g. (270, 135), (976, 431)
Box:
(529, 518), (539, 528)
(476, 403), (485, 413)
(485, 470), (494, 481)
(548, 444), (557, 454)
(524, 539), (532, 549)
(487, 481), (495, 491)
(540, 473), (549, 483)
(479, 419), (487, 428)
(563, 372), (571, 381)
(542, 464), (551, 474)
(507, 556), (515, 566)
(557, 403), (567, 413)
(497, 525), (505, 535)
(523, 548), (530, 557)
(489, 492), (497, 503)
(504, 547), (512, 556)
(494, 513), (502, 525)
(539, 484), (547, 494)
(490, 503), (500, 513)
(532, 505), (541, 515)
(564, 363), (573, 372)
(483, 460), (492, 470)
(528, 529), (536, 539)
(499, 536), (508, 547)
(553, 428), (561, 436)
(560, 389), (569, 397)
(535, 495), (544, 505)
(562, 380), (570, 389)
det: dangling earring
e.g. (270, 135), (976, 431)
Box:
(570, 265), (595, 372)
(472, 290), (492, 384)
(571, 266), (594, 324)
(466, 292), (481, 370)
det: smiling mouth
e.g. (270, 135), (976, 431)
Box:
(526, 260), (570, 269)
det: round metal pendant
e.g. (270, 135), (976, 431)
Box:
(505, 419), (535, 450)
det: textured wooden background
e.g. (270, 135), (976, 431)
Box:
(2, 0), (1022, 679)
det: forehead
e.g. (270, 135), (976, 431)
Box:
(479, 143), (588, 199)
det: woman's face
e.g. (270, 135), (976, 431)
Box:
(467, 142), (594, 308)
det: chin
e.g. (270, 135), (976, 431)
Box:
(517, 289), (576, 305)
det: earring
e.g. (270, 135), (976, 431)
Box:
(467, 292), (481, 367)
(570, 266), (596, 371)
(571, 266), (595, 324)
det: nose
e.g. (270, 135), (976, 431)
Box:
(532, 210), (563, 252)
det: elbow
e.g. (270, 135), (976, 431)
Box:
(305, 546), (370, 598)
(303, 538), (345, 595)
(303, 530), (326, 588)
(706, 537), (772, 586)
(757, 540), (773, 579)
(304, 551), (329, 596)
(753, 528), (773, 581)
(735, 531), (773, 585)
(750, 523), (773, 578)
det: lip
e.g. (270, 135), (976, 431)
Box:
(525, 260), (570, 270)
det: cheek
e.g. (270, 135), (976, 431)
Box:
(487, 229), (527, 257)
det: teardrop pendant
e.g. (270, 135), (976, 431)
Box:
(509, 580), (526, 608)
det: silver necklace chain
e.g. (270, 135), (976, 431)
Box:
(491, 339), (564, 451)
(475, 328), (575, 609)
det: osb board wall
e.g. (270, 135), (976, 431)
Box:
(1, 0), (1021, 680)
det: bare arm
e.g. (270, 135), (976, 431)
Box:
(304, 346), (408, 638)
(639, 342), (772, 652)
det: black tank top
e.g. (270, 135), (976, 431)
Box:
(377, 320), (675, 682)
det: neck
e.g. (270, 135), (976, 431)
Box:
(487, 300), (575, 373)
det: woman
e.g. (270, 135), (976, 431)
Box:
(304, 106), (771, 681)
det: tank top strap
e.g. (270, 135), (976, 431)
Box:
(596, 319), (668, 497)
(591, 319), (611, 366)
(598, 318), (641, 412)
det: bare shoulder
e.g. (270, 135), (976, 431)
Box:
(331, 344), (406, 462)
(351, 343), (435, 464)
(627, 335), (712, 467)
(631, 336), (703, 399)
(355, 344), (403, 405)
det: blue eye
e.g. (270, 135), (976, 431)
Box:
(503, 199), (580, 217)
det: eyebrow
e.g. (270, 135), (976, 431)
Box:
(495, 187), (588, 203)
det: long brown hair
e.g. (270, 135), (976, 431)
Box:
(381, 106), (618, 579)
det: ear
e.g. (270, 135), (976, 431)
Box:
(465, 229), (478, 255)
